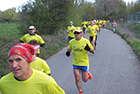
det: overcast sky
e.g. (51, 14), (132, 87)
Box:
(0, 0), (33, 11)
(0, 0), (137, 11)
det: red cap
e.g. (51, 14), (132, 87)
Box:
(8, 43), (40, 63)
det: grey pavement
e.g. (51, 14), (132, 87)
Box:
(46, 29), (140, 94)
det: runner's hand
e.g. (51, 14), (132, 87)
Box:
(84, 44), (90, 51)
(66, 51), (70, 57)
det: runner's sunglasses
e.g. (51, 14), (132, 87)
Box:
(74, 32), (81, 34)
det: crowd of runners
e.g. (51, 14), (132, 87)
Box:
(66, 19), (109, 94)
(0, 19), (110, 94)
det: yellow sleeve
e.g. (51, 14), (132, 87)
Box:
(87, 26), (91, 31)
(20, 34), (27, 42)
(96, 25), (99, 31)
(38, 36), (45, 44)
(42, 61), (51, 75)
(88, 41), (93, 49)
(73, 26), (76, 31)
(46, 77), (65, 94)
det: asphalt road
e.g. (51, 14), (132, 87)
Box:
(46, 29), (140, 94)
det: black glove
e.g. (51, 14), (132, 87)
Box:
(84, 44), (90, 51)
(66, 51), (70, 57)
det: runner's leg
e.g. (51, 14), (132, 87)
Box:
(73, 69), (82, 92)
(82, 71), (89, 82)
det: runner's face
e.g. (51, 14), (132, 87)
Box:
(29, 29), (35, 34)
(93, 22), (95, 25)
(74, 32), (82, 40)
(91, 21), (95, 26)
(8, 55), (30, 80)
(70, 23), (72, 26)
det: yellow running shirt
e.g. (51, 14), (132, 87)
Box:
(98, 21), (102, 27)
(87, 25), (96, 36)
(69, 37), (93, 66)
(102, 20), (106, 25)
(67, 26), (76, 38)
(94, 25), (99, 36)
(20, 33), (45, 44)
(30, 57), (51, 75)
(20, 33), (45, 54)
(0, 69), (65, 94)
(81, 22), (87, 28)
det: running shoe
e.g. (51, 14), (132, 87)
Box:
(79, 91), (83, 94)
(88, 71), (92, 80)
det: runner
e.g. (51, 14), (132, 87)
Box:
(66, 27), (94, 94)
(67, 21), (76, 42)
(0, 43), (65, 94)
(28, 40), (51, 75)
(92, 20), (99, 49)
(81, 20), (87, 37)
(20, 26), (45, 57)
(87, 21), (98, 49)
(111, 20), (117, 33)
(102, 19), (106, 29)
(98, 19), (102, 33)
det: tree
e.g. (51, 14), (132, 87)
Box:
(83, 2), (96, 20)
(126, 1), (140, 14)
(19, 0), (76, 34)
(119, 1), (127, 15)
(94, 0), (123, 19)
(0, 8), (18, 23)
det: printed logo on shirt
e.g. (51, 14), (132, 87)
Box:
(74, 48), (82, 52)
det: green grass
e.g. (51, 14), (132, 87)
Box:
(0, 23), (68, 78)
(0, 23), (20, 36)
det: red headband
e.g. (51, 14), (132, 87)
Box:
(8, 43), (40, 63)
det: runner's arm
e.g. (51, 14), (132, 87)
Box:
(87, 29), (92, 33)
(89, 48), (94, 53)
